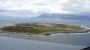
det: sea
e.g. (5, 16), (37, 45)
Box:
(0, 15), (90, 47)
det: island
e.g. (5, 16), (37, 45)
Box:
(0, 23), (89, 35)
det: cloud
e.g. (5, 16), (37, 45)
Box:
(64, 0), (90, 13)
(0, 0), (70, 13)
(0, 0), (90, 13)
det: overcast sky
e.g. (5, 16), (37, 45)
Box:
(0, 0), (90, 13)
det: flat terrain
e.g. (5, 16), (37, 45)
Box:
(0, 23), (88, 35)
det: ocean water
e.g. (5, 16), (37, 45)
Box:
(0, 36), (86, 50)
(0, 15), (90, 47)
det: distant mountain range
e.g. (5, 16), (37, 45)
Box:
(37, 13), (90, 20)
(0, 11), (90, 21)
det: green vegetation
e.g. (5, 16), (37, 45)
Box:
(0, 23), (88, 35)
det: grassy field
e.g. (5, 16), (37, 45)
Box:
(0, 23), (88, 35)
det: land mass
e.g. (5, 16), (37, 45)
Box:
(0, 23), (89, 35)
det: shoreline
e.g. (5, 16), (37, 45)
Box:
(0, 29), (89, 36)
(0, 32), (89, 37)
(0, 23), (89, 35)
(0, 32), (90, 46)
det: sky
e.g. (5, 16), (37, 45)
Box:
(0, 0), (90, 18)
(0, 0), (90, 13)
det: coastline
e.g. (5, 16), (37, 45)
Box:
(0, 23), (90, 36)
(0, 32), (90, 39)
(0, 32), (90, 46)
